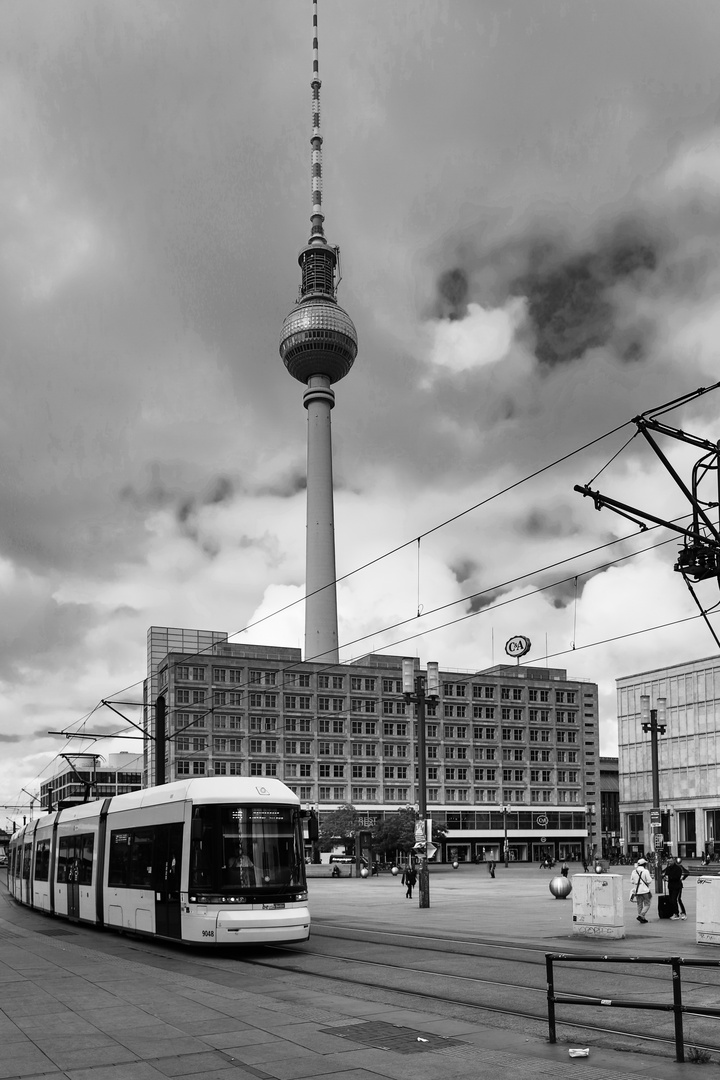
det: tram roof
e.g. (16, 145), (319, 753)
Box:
(11, 778), (300, 838)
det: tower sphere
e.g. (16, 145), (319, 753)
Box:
(280, 297), (358, 385)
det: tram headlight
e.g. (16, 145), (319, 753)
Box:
(294, 891), (308, 902)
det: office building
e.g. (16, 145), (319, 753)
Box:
(617, 654), (720, 859)
(145, 627), (600, 862)
(40, 752), (142, 811)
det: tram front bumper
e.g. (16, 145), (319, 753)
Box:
(215, 905), (311, 944)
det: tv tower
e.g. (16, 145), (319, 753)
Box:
(279, 0), (358, 663)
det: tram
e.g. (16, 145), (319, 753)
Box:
(7, 777), (310, 945)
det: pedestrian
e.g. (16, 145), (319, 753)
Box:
(401, 863), (417, 899)
(630, 857), (653, 924)
(487, 860), (496, 879)
(663, 856), (689, 920)
(561, 862), (569, 878)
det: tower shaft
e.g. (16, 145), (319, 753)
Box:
(304, 376), (339, 662)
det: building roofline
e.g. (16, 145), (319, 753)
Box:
(616, 652), (720, 683)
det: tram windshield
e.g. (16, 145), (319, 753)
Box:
(190, 803), (305, 894)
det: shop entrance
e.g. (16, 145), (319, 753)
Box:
(447, 844), (470, 863)
(533, 842), (556, 864)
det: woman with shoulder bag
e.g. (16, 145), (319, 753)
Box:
(630, 857), (653, 923)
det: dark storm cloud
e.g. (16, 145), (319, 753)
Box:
(449, 557), (478, 585)
(466, 589), (505, 615)
(434, 268), (470, 321)
(255, 468), (306, 498)
(513, 219), (660, 367)
(518, 508), (582, 541)
(539, 565), (613, 611)
(432, 216), (664, 373)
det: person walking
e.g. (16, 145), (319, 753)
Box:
(401, 863), (417, 899)
(487, 860), (496, 879)
(630, 857), (653, 923)
(561, 862), (569, 878)
(663, 856), (689, 920)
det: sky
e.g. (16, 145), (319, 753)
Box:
(3, 0), (720, 823)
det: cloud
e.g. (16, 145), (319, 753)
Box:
(425, 298), (526, 376)
(4, 2), (720, 809)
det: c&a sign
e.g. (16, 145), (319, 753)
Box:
(505, 635), (531, 659)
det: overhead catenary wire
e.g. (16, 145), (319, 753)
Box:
(69, 414), (645, 716)
(48, 518), (688, 765)
(16, 381), (719, 801)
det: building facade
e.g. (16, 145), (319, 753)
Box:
(617, 654), (720, 860)
(599, 756), (620, 859)
(40, 752), (143, 811)
(145, 627), (600, 863)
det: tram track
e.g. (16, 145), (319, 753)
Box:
(307, 920), (720, 998)
(4, 890), (720, 1064)
(247, 927), (720, 1062)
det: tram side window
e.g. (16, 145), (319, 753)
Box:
(109, 827), (154, 889)
(34, 840), (51, 882)
(79, 834), (94, 884)
(57, 834), (94, 884)
(22, 845), (31, 880)
(57, 838), (71, 883)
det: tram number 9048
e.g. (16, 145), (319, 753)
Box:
(201, 930), (215, 937)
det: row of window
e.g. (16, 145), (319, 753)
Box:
(278, 785), (584, 804)
(173, 665), (581, 705)
(176, 757), (582, 791)
(175, 738), (583, 761)
(178, 693), (582, 720)
(172, 714), (581, 742)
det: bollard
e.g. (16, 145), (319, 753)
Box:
(549, 875), (572, 899)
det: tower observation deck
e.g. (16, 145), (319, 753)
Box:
(279, 0), (358, 664)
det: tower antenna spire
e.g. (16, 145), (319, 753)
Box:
(279, 0), (358, 663)
(310, 0), (325, 244)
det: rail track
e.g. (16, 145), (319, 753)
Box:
(248, 921), (720, 1061)
(4, 887), (720, 1064)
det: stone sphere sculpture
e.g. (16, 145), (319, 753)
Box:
(549, 875), (572, 899)
(391, 866), (399, 876)
(360, 867), (369, 878)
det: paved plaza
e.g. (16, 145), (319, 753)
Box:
(0, 866), (714, 1080)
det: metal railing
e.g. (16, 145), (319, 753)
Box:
(546, 953), (720, 1062)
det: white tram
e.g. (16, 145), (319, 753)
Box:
(7, 777), (310, 945)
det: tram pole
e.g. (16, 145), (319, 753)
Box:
(641, 695), (667, 896)
(402, 658), (439, 909)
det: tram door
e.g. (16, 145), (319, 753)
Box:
(59, 834), (93, 919)
(154, 823), (183, 939)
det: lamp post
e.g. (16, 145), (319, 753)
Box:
(502, 805), (510, 868)
(641, 695), (667, 896)
(402, 658), (439, 909)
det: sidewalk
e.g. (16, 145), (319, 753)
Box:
(0, 870), (711, 1080)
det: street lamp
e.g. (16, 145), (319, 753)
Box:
(402, 657), (439, 909)
(641, 695), (667, 896)
(502, 805), (510, 868)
